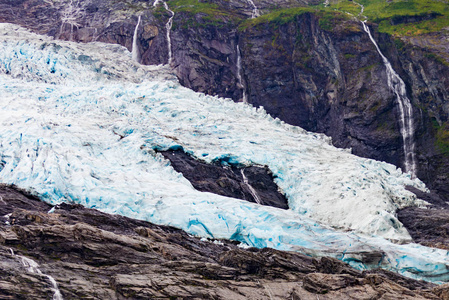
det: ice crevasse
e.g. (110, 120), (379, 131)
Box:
(0, 23), (448, 283)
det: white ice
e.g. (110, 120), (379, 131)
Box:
(0, 23), (448, 283)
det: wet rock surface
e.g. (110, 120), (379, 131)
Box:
(397, 186), (449, 250)
(160, 150), (289, 209)
(0, 184), (445, 299)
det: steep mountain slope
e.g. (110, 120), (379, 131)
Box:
(1, 184), (444, 299)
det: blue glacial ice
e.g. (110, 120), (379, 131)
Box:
(0, 23), (448, 283)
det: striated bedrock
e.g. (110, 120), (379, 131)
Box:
(1, 184), (447, 300)
(159, 149), (289, 209)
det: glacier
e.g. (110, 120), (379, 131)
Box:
(0, 23), (448, 283)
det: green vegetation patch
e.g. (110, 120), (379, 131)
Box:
(239, 6), (350, 31)
(433, 120), (449, 154)
(329, 0), (449, 36)
(332, 0), (363, 16)
(167, 0), (242, 28)
(239, 6), (315, 30)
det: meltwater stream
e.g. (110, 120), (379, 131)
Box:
(0, 23), (448, 283)
(236, 44), (247, 103)
(131, 15), (141, 63)
(362, 21), (417, 177)
(246, 0), (260, 19)
(10, 249), (63, 300)
(153, 0), (174, 65)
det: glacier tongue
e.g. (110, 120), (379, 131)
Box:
(0, 23), (448, 283)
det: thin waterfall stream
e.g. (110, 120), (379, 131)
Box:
(240, 169), (262, 205)
(153, 0), (174, 65)
(236, 44), (247, 103)
(361, 21), (417, 177)
(235, 1), (260, 103)
(131, 15), (141, 63)
(10, 249), (63, 300)
(246, 0), (260, 19)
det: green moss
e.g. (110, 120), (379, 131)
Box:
(239, 6), (315, 30)
(168, 0), (242, 29)
(425, 51), (449, 67)
(393, 38), (405, 51)
(239, 6), (350, 32)
(333, 0), (363, 16)
(433, 120), (449, 154)
(332, 0), (449, 36)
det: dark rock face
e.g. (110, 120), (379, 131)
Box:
(398, 187), (449, 250)
(239, 14), (402, 167)
(387, 35), (449, 199)
(171, 12), (242, 100)
(0, 0), (166, 65)
(160, 149), (289, 209)
(0, 184), (445, 299)
(398, 206), (449, 250)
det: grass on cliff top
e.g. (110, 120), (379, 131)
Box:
(167, 0), (242, 27)
(329, 0), (449, 36)
(239, 6), (351, 31)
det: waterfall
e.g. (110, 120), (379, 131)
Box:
(236, 44), (248, 103)
(131, 15), (141, 63)
(163, 2), (174, 65)
(240, 169), (261, 205)
(10, 249), (63, 300)
(361, 21), (417, 177)
(153, 0), (174, 65)
(246, 0), (260, 19)
(59, 0), (82, 41)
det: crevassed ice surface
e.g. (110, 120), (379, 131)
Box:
(0, 23), (448, 283)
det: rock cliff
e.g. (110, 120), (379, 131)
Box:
(1, 184), (446, 299)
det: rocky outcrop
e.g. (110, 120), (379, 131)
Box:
(1, 184), (446, 299)
(159, 149), (288, 209)
(239, 14), (403, 167)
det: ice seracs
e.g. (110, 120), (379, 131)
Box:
(1, 23), (448, 283)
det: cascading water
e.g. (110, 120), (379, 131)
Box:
(10, 249), (63, 300)
(131, 15), (141, 63)
(236, 1), (258, 103)
(59, 0), (83, 41)
(236, 44), (247, 103)
(153, 0), (174, 65)
(361, 21), (417, 177)
(164, 2), (174, 65)
(240, 169), (261, 204)
(246, 0), (260, 19)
